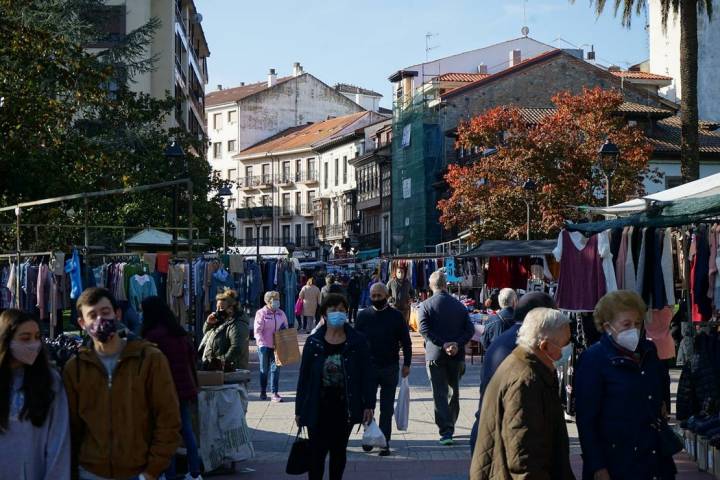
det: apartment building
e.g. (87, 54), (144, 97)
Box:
(233, 111), (388, 258)
(88, 0), (210, 141)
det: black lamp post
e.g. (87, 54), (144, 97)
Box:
(164, 141), (186, 254)
(217, 185), (233, 253)
(597, 140), (620, 207)
(522, 178), (537, 241)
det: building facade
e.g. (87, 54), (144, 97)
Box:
(233, 111), (388, 258)
(90, 0), (210, 140)
(334, 83), (383, 112)
(205, 65), (366, 231)
(648, 0), (720, 121)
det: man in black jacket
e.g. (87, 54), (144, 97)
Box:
(418, 271), (474, 445)
(355, 283), (412, 456)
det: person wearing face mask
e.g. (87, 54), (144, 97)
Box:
(201, 288), (249, 372)
(63, 288), (180, 480)
(295, 293), (375, 480)
(387, 268), (414, 324)
(254, 290), (288, 402)
(470, 308), (575, 480)
(0, 309), (70, 480)
(575, 290), (675, 480)
(354, 283), (412, 456)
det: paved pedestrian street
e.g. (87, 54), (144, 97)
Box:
(214, 333), (713, 479)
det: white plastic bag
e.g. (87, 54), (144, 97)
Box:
(362, 419), (387, 448)
(395, 376), (410, 431)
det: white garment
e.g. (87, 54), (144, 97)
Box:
(661, 227), (676, 306)
(553, 230), (617, 293)
(6, 263), (16, 297)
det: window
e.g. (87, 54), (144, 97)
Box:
(333, 202), (339, 225)
(261, 163), (270, 183)
(282, 193), (291, 214)
(282, 161), (291, 182)
(245, 166), (253, 178)
(213, 113), (222, 130)
(295, 192), (302, 212)
(228, 110), (237, 123)
(227, 168), (236, 180)
(343, 156), (347, 184)
(245, 227), (254, 242)
(213, 142), (221, 158)
(295, 224), (302, 245)
(295, 159), (302, 180)
(228, 140), (236, 152)
(307, 224), (315, 245)
(307, 190), (315, 209)
(261, 195), (270, 206)
(228, 198), (236, 209)
(308, 158), (316, 179)
(282, 225), (291, 243)
(262, 226), (270, 242)
(334, 158), (339, 186)
(324, 162), (328, 189)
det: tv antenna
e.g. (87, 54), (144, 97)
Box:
(425, 32), (439, 61)
(521, 0), (529, 36)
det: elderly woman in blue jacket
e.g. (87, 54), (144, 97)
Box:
(575, 290), (675, 480)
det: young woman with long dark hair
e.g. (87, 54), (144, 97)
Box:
(0, 309), (70, 479)
(141, 296), (203, 480)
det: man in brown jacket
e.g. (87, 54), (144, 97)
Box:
(63, 288), (181, 480)
(470, 307), (575, 480)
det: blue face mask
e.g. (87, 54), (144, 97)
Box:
(327, 311), (347, 327)
(553, 343), (573, 369)
(271, 300), (280, 310)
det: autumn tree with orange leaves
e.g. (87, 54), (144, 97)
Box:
(438, 87), (660, 241)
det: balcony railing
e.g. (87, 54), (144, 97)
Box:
(320, 225), (346, 238)
(278, 174), (294, 185)
(297, 203), (314, 216)
(235, 206), (275, 220)
(234, 237), (318, 248)
(238, 175), (276, 189)
(279, 207), (295, 217)
(295, 170), (318, 183)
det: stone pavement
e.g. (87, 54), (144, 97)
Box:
(210, 332), (713, 479)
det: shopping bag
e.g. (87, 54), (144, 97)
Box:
(362, 419), (387, 449)
(286, 427), (311, 475)
(274, 327), (301, 366)
(395, 376), (410, 431)
(294, 297), (304, 317)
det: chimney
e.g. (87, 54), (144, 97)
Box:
(240, 82), (245, 86)
(293, 62), (303, 77)
(477, 63), (488, 74)
(268, 68), (277, 87)
(217, 84), (223, 90)
(587, 45), (596, 61)
(608, 65), (621, 72)
(509, 49), (521, 67)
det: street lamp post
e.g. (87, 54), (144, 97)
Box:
(597, 140), (620, 208)
(254, 218), (262, 263)
(164, 141), (185, 255)
(217, 185), (233, 253)
(522, 178), (537, 241)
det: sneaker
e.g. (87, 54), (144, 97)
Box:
(362, 445), (374, 452)
(271, 393), (283, 403)
(259, 392), (268, 401)
(439, 436), (454, 446)
(184, 474), (203, 480)
(379, 447), (391, 457)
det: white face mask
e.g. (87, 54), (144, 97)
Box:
(608, 325), (640, 352)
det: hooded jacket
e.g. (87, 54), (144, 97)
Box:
(63, 338), (181, 480)
(201, 312), (249, 371)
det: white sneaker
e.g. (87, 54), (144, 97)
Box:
(184, 474), (203, 480)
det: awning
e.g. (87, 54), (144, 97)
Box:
(578, 172), (720, 216)
(458, 240), (557, 258)
(356, 248), (381, 261)
(226, 246), (288, 258)
(567, 193), (720, 234)
(124, 228), (186, 247)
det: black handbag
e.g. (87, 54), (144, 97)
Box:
(286, 427), (311, 475)
(652, 419), (684, 457)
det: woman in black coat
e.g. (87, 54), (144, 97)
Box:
(575, 290), (675, 480)
(295, 293), (375, 480)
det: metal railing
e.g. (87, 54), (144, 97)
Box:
(295, 170), (318, 183)
(235, 236), (318, 248)
(238, 175), (276, 189)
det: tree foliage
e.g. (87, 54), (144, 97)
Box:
(438, 87), (659, 241)
(0, 0), (223, 251)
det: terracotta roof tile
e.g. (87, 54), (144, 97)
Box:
(436, 73), (491, 83)
(610, 71), (673, 81)
(206, 76), (294, 107)
(334, 83), (383, 97)
(515, 102), (673, 124)
(237, 111), (372, 157)
(649, 116), (720, 154)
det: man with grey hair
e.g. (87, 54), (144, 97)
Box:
(470, 308), (574, 480)
(478, 287), (517, 350)
(418, 270), (475, 445)
(355, 282), (412, 456)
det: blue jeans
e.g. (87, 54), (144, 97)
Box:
(258, 346), (280, 394)
(165, 400), (201, 479)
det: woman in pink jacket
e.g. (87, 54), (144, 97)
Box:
(254, 290), (288, 402)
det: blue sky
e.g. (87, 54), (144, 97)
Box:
(196, 0), (650, 108)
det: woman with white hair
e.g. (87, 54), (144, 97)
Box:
(470, 307), (575, 480)
(254, 290), (288, 402)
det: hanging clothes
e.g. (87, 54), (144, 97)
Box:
(691, 226), (712, 322)
(554, 230), (609, 311)
(645, 307), (675, 360)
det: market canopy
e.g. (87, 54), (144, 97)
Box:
(458, 240), (557, 258)
(355, 248), (381, 261)
(124, 228), (186, 247)
(567, 193), (720, 234)
(578, 172), (720, 216)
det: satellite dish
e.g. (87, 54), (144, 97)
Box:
(195, 13), (203, 23)
(521, 26), (530, 37)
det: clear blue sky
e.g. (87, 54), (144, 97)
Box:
(196, 0), (650, 108)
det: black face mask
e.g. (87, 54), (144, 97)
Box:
(371, 299), (388, 309)
(216, 309), (228, 324)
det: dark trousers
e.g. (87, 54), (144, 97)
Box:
(300, 315), (314, 330)
(373, 364), (400, 445)
(426, 357), (465, 438)
(308, 419), (353, 480)
(348, 302), (359, 323)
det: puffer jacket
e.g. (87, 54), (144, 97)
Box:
(201, 312), (249, 371)
(575, 334), (675, 480)
(470, 346), (574, 480)
(295, 324), (375, 429)
(63, 339), (181, 480)
(676, 321), (695, 366)
(677, 330), (720, 420)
